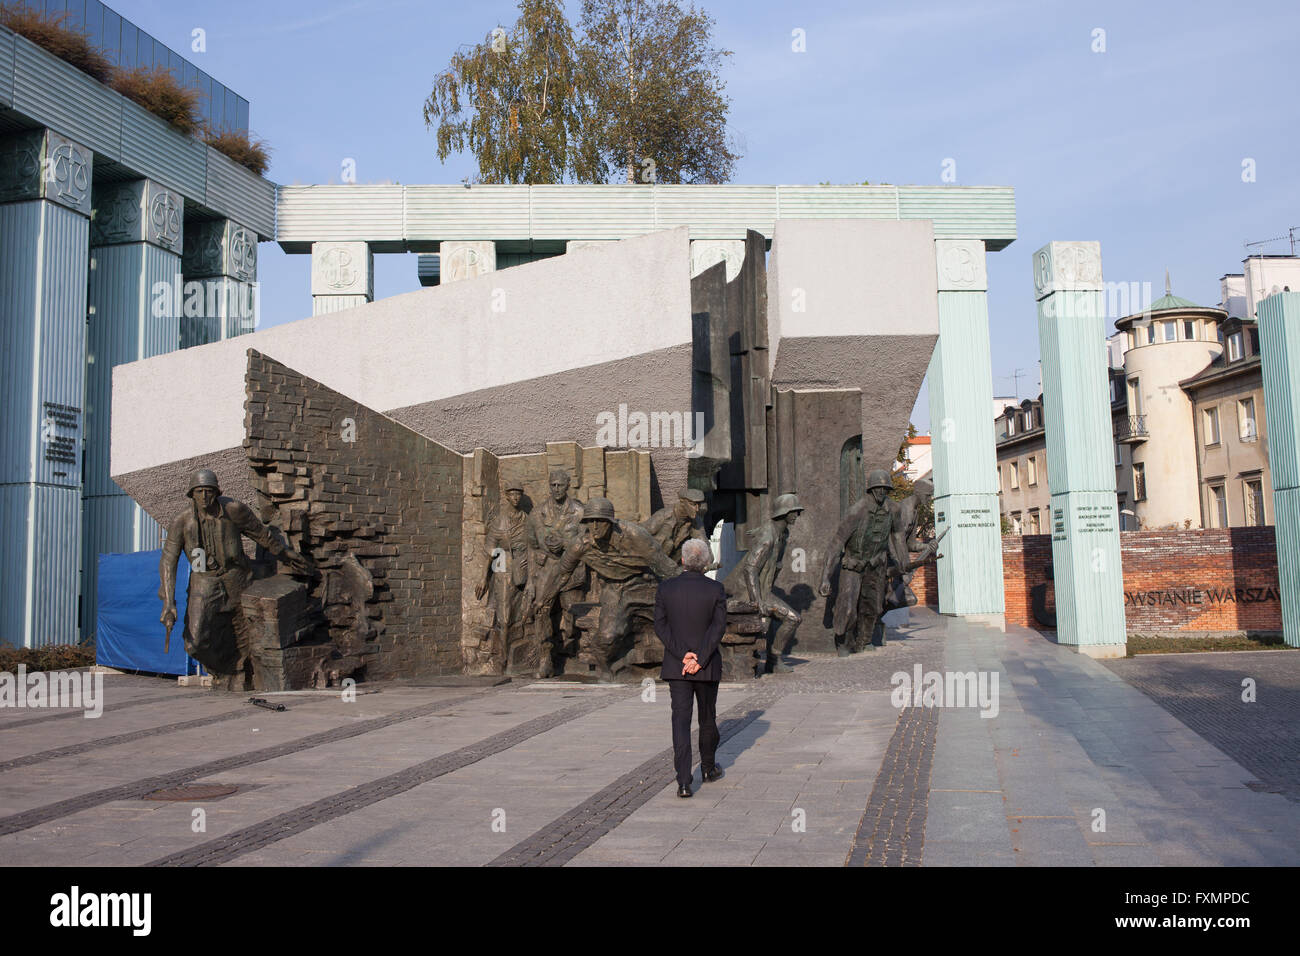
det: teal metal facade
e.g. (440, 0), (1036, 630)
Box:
(1255, 291), (1300, 647)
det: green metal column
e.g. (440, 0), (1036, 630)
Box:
(928, 239), (1005, 617)
(1034, 242), (1126, 656)
(1256, 291), (1300, 647)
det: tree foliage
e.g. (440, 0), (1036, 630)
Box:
(422, 0), (596, 184)
(423, 0), (740, 184)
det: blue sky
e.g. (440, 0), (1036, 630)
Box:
(117, 0), (1300, 428)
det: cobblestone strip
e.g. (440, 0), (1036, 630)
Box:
(0, 692), (488, 836)
(0, 709), (254, 773)
(845, 705), (938, 866)
(0, 693), (195, 729)
(148, 693), (626, 866)
(488, 688), (782, 867)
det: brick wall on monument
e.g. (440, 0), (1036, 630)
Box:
(245, 349), (464, 678)
(1002, 529), (1281, 635)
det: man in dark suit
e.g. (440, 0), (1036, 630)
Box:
(654, 538), (728, 798)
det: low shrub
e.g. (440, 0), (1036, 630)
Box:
(0, 3), (114, 82)
(111, 65), (202, 136)
(205, 128), (271, 176)
(0, 643), (97, 673)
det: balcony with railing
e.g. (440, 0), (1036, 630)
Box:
(1116, 414), (1149, 444)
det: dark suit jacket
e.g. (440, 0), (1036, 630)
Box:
(654, 570), (727, 682)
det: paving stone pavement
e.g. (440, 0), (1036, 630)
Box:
(1, 612), (1297, 866)
(1103, 651), (1300, 803)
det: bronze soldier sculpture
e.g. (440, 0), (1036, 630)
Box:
(642, 488), (708, 563)
(159, 469), (310, 690)
(476, 481), (532, 673)
(724, 493), (804, 674)
(532, 497), (680, 681)
(886, 479), (944, 611)
(527, 469), (585, 678)
(819, 468), (897, 656)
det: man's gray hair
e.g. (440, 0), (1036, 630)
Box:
(681, 538), (711, 572)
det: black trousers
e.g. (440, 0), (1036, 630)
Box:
(668, 679), (720, 787)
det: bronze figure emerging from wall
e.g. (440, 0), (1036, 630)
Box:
(527, 469), (586, 678)
(724, 493), (804, 673)
(159, 469), (310, 690)
(532, 497), (680, 681)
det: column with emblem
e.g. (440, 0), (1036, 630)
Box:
(82, 178), (186, 638)
(927, 239), (1005, 619)
(0, 129), (93, 646)
(311, 241), (373, 314)
(1034, 241), (1125, 655)
(180, 218), (259, 345)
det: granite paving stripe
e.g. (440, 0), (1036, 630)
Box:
(0, 708), (255, 772)
(147, 692), (626, 866)
(845, 704), (937, 866)
(0, 691), (489, 836)
(0, 692), (198, 729)
(487, 687), (782, 867)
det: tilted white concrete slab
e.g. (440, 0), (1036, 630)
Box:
(112, 227), (695, 519)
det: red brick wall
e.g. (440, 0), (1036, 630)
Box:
(910, 561), (939, 607)
(997, 529), (1281, 634)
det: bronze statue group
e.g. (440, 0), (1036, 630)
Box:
(161, 463), (940, 690)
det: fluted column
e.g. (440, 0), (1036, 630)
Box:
(180, 218), (259, 346)
(927, 239), (1005, 618)
(82, 177), (184, 638)
(1257, 291), (1300, 647)
(1034, 241), (1126, 656)
(0, 129), (92, 647)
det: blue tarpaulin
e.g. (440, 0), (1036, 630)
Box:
(96, 550), (203, 676)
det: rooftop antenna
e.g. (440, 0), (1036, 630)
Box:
(999, 368), (1030, 400)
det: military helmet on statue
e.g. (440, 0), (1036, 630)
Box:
(866, 469), (892, 493)
(581, 498), (616, 522)
(771, 493), (803, 518)
(187, 468), (221, 497)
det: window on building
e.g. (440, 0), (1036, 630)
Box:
(1109, 377), (1119, 403)
(1239, 397), (1257, 441)
(1011, 512), (1022, 535)
(1115, 441), (1122, 467)
(1209, 483), (1228, 528)
(1203, 406), (1220, 446)
(1126, 330), (1136, 351)
(1027, 509), (1040, 534)
(1244, 478), (1265, 527)
(1147, 325), (1157, 345)
(1027, 456), (1038, 486)
(997, 464), (1002, 490)
(1006, 415), (1014, 437)
(1184, 320), (1195, 340)
(1249, 327), (1259, 355)
(1133, 462), (1146, 501)
(1163, 321), (1177, 342)
(1228, 332), (1243, 361)
(1127, 378), (1142, 415)
(1117, 494), (1129, 530)
(1010, 461), (1020, 490)
(1216, 325), (1224, 344)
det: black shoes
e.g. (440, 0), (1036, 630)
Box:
(703, 767), (724, 783)
(677, 784), (693, 798)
